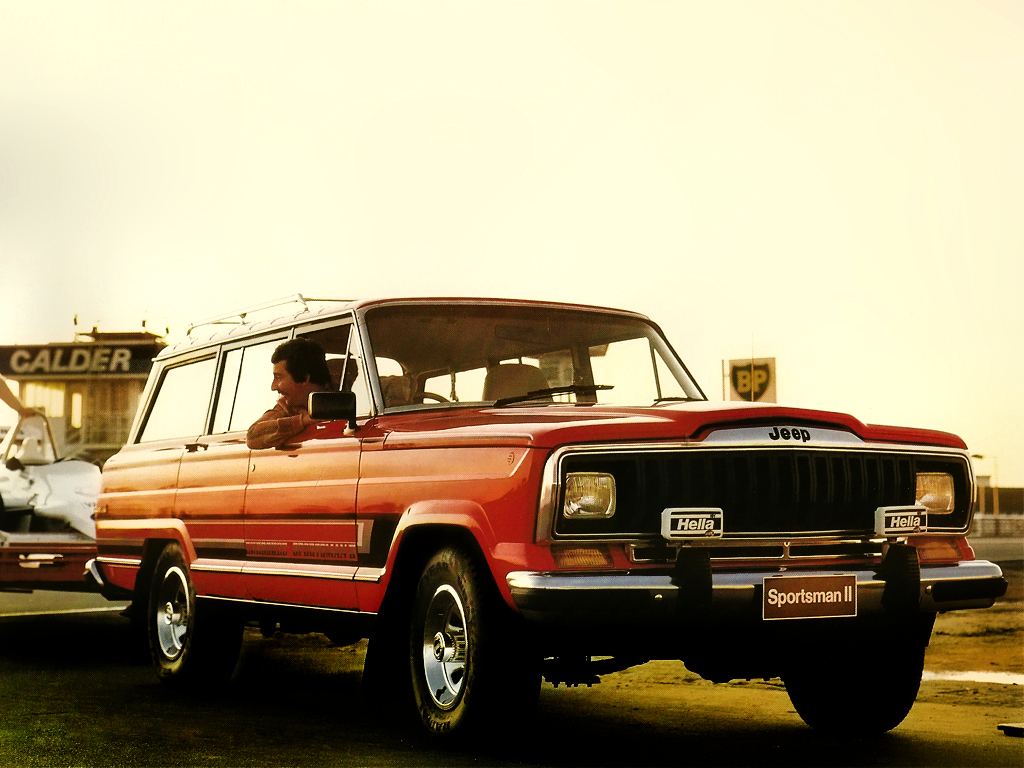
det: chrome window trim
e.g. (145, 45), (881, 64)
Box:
(536, 441), (974, 544)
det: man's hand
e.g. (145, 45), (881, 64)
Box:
(298, 410), (322, 428)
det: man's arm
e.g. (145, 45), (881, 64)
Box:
(0, 376), (31, 417)
(246, 400), (311, 450)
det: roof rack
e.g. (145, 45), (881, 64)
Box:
(186, 294), (348, 336)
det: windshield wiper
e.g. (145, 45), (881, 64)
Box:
(653, 396), (701, 404)
(492, 384), (614, 407)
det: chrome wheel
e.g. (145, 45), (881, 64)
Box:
(155, 565), (190, 661)
(421, 584), (468, 709)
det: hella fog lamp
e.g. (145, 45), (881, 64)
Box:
(916, 472), (954, 515)
(563, 472), (616, 519)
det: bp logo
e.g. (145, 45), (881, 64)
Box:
(731, 362), (772, 402)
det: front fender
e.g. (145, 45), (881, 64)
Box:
(358, 499), (519, 613)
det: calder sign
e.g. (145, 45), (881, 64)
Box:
(0, 345), (161, 378)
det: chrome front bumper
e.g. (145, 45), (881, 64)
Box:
(506, 559), (1006, 624)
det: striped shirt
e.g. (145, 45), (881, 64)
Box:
(246, 397), (310, 450)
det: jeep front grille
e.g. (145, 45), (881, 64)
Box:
(554, 449), (970, 539)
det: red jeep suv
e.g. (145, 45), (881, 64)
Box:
(92, 296), (1006, 738)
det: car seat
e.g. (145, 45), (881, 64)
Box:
(482, 364), (550, 402)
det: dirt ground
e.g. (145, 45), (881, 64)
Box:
(914, 559), (1023, 714)
(927, 563), (1022, 676)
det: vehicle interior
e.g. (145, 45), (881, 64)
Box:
(359, 304), (704, 410)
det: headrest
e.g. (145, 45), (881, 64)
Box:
(380, 375), (413, 407)
(482, 364), (550, 402)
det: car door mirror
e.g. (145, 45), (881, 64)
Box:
(309, 391), (358, 430)
(5, 457), (24, 472)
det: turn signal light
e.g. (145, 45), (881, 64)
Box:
(552, 545), (614, 569)
(911, 536), (970, 564)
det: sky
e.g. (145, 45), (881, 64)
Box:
(0, 1), (1021, 485)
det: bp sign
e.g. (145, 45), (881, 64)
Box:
(728, 358), (776, 402)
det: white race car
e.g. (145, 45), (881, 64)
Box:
(0, 414), (100, 589)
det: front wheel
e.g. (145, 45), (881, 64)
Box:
(783, 616), (933, 734)
(409, 546), (539, 738)
(147, 542), (243, 686)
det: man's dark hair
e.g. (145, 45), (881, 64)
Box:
(272, 338), (331, 387)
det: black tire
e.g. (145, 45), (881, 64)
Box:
(783, 617), (931, 734)
(146, 542), (243, 686)
(409, 546), (539, 738)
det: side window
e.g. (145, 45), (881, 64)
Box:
(225, 340), (282, 432)
(139, 358), (217, 442)
(298, 324), (352, 393)
(300, 322), (371, 417)
(211, 348), (243, 434)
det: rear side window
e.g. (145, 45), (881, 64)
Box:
(138, 358), (216, 442)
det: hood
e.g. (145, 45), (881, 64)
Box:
(373, 400), (966, 451)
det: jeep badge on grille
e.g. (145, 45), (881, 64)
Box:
(662, 508), (724, 540)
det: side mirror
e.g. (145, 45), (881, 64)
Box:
(5, 457), (25, 472)
(309, 391), (358, 430)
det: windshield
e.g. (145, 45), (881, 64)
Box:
(1, 414), (57, 466)
(364, 304), (704, 410)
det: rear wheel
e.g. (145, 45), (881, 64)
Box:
(409, 546), (539, 738)
(147, 542), (243, 686)
(783, 616), (933, 733)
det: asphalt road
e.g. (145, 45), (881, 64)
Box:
(0, 606), (1020, 767)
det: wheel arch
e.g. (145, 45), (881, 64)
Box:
(381, 522), (492, 618)
(132, 537), (182, 605)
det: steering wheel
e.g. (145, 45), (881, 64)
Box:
(419, 392), (450, 403)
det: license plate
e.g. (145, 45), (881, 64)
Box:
(762, 574), (857, 620)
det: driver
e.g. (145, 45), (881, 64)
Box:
(246, 338), (331, 449)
